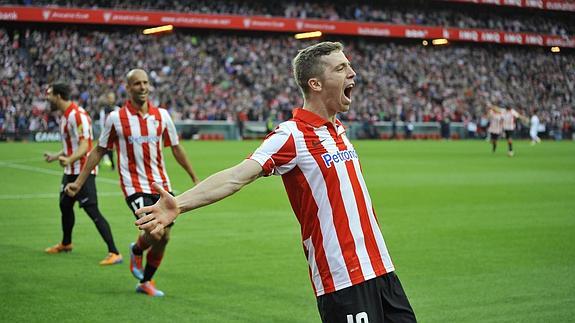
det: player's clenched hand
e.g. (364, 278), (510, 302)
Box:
(58, 155), (72, 167)
(43, 152), (59, 163)
(64, 182), (81, 197)
(135, 182), (180, 237)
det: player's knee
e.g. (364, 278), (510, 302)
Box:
(59, 198), (74, 211)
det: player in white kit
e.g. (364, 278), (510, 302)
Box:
(530, 109), (542, 145)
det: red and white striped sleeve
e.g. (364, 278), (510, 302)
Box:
(249, 123), (297, 176)
(76, 111), (91, 141)
(98, 111), (117, 150)
(161, 110), (179, 147)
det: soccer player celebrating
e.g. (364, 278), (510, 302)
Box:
(43, 82), (122, 265)
(65, 69), (199, 297)
(497, 104), (528, 157)
(135, 42), (416, 322)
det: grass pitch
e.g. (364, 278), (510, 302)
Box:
(0, 140), (574, 322)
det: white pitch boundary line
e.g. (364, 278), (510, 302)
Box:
(0, 191), (123, 200)
(0, 161), (119, 185)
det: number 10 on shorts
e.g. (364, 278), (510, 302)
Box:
(347, 312), (368, 323)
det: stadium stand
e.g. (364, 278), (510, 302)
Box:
(0, 0), (573, 140)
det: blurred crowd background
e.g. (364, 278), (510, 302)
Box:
(1, 0), (573, 139)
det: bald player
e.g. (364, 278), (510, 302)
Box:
(65, 69), (200, 296)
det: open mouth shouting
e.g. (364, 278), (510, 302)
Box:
(343, 83), (355, 105)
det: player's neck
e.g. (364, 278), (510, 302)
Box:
(303, 99), (336, 125)
(59, 100), (72, 112)
(130, 99), (148, 115)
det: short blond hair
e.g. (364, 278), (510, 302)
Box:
(292, 42), (343, 97)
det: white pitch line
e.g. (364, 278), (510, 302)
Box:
(0, 160), (181, 194)
(0, 161), (119, 185)
(0, 191), (123, 200)
(0, 158), (42, 164)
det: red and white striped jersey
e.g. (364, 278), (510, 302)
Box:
(502, 109), (520, 130)
(249, 108), (395, 297)
(488, 110), (503, 134)
(98, 100), (178, 197)
(60, 102), (97, 175)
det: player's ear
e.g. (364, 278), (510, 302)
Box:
(308, 78), (322, 93)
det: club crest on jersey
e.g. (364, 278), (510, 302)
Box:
(128, 135), (160, 144)
(321, 149), (358, 168)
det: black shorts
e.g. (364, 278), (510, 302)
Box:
(317, 272), (416, 323)
(126, 192), (175, 227)
(60, 174), (98, 208)
(490, 132), (500, 140)
(504, 130), (514, 139)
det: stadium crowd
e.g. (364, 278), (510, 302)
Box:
(2, 0), (574, 36)
(0, 27), (574, 139)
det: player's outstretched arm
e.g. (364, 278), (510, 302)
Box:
(516, 111), (530, 123)
(135, 159), (263, 233)
(488, 104), (502, 113)
(64, 146), (107, 197)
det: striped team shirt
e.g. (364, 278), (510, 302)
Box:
(98, 100), (178, 197)
(60, 102), (97, 175)
(249, 108), (395, 297)
(502, 109), (520, 131)
(488, 110), (503, 134)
